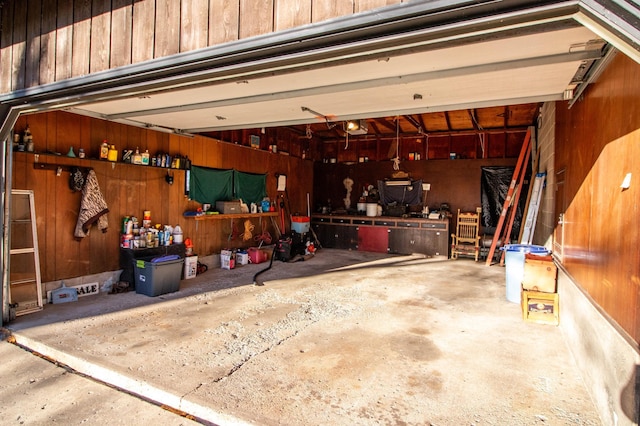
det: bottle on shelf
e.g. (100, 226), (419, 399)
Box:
(23, 125), (34, 152)
(141, 149), (150, 166)
(107, 144), (118, 162)
(100, 140), (109, 160)
(133, 147), (142, 165)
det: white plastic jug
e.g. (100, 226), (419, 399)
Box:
(173, 225), (184, 244)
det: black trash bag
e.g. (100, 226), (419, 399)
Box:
(480, 166), (528, 237)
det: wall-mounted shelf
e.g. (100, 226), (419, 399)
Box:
(189, 212), (278, 221)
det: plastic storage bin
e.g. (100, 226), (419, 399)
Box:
(291, 216), (310, 233)
(133, 257), (184, 297)
(502, 244), (549, 303)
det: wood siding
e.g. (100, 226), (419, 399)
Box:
(12, 111), (313, 283)
(0, 0), (403, 93)
(555, 53), (640, 343)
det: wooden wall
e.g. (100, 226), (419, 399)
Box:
(0, 0), (404, 94)
(12, 111), (313, 283)
(313, 157), (517, 221)
(555, 53), (640, 344)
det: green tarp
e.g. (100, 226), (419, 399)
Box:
(189, 166), (233, 204)
(189, 166), (267, 205)
(234, 171), (267, 205)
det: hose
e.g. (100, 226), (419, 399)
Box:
(253, 245), (277, 286)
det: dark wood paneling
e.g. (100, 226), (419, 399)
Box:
(487, 133), (506, 158)
(181, 0), (210, 52)
(25, 0), (42, 87)
(55, 0), (74, 81)
(111, 0), (133, 68)
(356, 0), (401, 13)
(275, 0), (311, 31)
(132, 0), (155, 63)
(154, 0), (181, 57)
(313, 157), (515, 218)
(40, 0), (57, 84)
(72, 0), (92, 77)
(1, 0), (405, 90)
(312, 0), (354, 21)
(90, 0), (111, 72)
(0, 1), (15, 93)
(239, 0), (274, 38)
(209, 0), (240, 45)
(13, 111), (312, 283)
(555, 54), (640, 343)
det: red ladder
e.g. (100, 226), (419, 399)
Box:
(485, 128), (532, 266)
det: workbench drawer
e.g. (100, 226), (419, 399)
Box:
(374, 220), (396, 227)
(332, 217), (351, 224)
(421, 222), (447, 230)
(397, 221), (420, 228)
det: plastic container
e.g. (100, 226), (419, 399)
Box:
(133, 257), (184, 297)
(366, 203), (378, 217)
(502, 244), (550, 303)
(248, 247), (267, 264)
(173, 224), (183, 243)
(183, 255), (198, 279)
(291, 216), (310, 233)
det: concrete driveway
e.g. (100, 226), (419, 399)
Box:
(4, 249), (601, 425)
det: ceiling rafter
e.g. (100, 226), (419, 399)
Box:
(403, 114), (423, 133)
(444, 111), (452, 132)
(468, 109), (480, 131)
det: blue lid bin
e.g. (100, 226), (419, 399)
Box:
(133, 255), (184, 297)
(502, 244), (550, 303)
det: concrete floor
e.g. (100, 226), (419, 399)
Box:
(4, 249), (601, 425)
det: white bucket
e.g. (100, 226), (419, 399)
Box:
(366, 203), (378, 217)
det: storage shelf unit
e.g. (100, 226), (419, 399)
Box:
(312, 214), (449, 257)
(9, 189), (43, 316)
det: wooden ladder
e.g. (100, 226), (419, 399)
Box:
(8, 189), (43, 316)
(485, 128), (532, 266)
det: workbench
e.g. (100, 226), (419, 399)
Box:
(311, 214), (449, 257)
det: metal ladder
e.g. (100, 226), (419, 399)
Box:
(520, 172), (546, 245)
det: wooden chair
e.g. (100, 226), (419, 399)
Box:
(451, 208), (482, 261)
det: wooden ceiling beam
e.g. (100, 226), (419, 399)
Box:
(319, 126), (530, 142)
(444, 111), (452, 132)
(375, 117), (398, 133)
(403, 114), (423, 133)
(468, 109), (480, 131)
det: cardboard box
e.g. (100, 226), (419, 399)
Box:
(220, 249), (235, 269)
(522, 254), (557, 293)
(183, 255), (198, 279)
(216, 201), (241, 214)
(522, 290), (559, 325)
